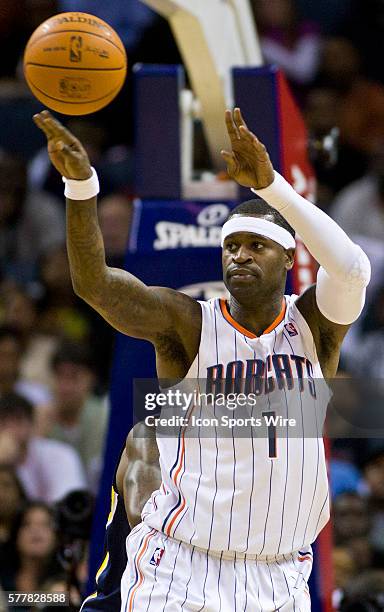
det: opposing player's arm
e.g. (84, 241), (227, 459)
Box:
(118, 422), (161, 528)
(222, 108), (371, 377)
(33, 111), (201, 347)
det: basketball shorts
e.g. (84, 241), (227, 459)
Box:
(120, 522), (312, 611)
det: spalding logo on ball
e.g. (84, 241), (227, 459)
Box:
(23, 12), (127, 115)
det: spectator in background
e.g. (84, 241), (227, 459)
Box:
(0, 326), (51, 406)
(0, 151), (64, 284)
(332, 547), (357, 611)
(37, 245), (91, 342)
(304, 82), (367, 198)
(0, 393), (86, 503)
(0, 589), (6, 612)
(339, 80), (384, 160)
(330, 176), (384, 382)
(252, 0), (322, 96)
(331, 145), (384, 243)
(98, 194), (133, 268)
(340, 570), (384, 611)
(316, 38), (384, 164)
(37, 343), (109, 493)
(1, 285), (58, 389)
(0, 466), (26, 556)
(333, 492), (374, 573)
(347, 537), (375, 576)
(333, 492), (371, 547)
(331, 459), (362, 499)
(0, 502), (61, 604)
(363, 449), (384, 565)
(316, 37), (362, 94)
(35, 240), (116, 390)
(37, 574), (83, 610)
(306, 38), (384, 194)
(327, 371), (370, 490)
(348, 285), (384, 392)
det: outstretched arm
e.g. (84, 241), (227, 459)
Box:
(33, 111), (200, 350)
(221, 108), (371, 376)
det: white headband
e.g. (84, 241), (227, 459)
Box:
(221, 217), (296, 249)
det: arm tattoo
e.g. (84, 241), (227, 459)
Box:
(66, 198), (106, 302)
(66, 198), (167, 336)
(66, 198), (200, 349)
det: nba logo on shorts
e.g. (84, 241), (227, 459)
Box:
(285, 323), (298, 337)
(150, 547), (165, 567)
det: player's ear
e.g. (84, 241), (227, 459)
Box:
(284, 248), (295, 270)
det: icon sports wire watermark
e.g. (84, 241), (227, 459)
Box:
(142, 387), (297, 428)
(132, 378), (384, 439)
(133, 378), (327, 439)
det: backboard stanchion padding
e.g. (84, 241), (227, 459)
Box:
(134, 64), (185, 200)
(233, 65), (283, 181)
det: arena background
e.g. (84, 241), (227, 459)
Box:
(0, 1), (383, 611)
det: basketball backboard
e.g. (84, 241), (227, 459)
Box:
(141, 0), (262, 168)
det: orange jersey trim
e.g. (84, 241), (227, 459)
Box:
(165, 431), (186, 536)
(219, 298), (286, 338)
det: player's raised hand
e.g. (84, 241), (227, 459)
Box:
(221, 108), (275, 189)
(33, 110), (92, 180)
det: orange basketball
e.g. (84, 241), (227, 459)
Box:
(23, 12), (127, 115)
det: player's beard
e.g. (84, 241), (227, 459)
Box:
(224, 269), (285, 308)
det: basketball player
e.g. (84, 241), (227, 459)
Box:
(81, 423), (160, 611)
(34, 107), (370, 611)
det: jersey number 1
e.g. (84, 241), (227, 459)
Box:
(262, 411), (277, 458)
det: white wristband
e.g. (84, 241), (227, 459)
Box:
(63, 167), (100, 200)
(251, 171), (291, 212)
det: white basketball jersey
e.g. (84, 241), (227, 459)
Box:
(142, 295), (330, 557)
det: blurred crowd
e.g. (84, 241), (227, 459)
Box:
(0, 0), (383, 609)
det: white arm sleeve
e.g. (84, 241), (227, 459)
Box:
(253, 172), (371, 324)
